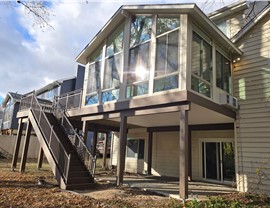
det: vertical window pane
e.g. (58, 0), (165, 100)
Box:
(155, 35), (167, 76)
(128, 42), (150, 83)
(192, 33), (201, 76)
(86, 63), (100, 94)
(90, 46), (103, 62)
(104, 53), (122, 89)
(130, 16), (152, 47)
(157, 16), (180, 35)
(106, 24), (124, 57)
(216, 51), (231, 94)
(154, 75), (178, 92)
(167, 30), (179, 73)
(202, 41), (212, 82)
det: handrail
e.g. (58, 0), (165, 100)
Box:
(20, 94), (71, 183)
(53, 102), (96, 176)
(57, 89), (82, 110)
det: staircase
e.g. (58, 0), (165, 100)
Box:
(20, 94), (95, 190)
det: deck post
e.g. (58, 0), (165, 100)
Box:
(19, 119), (32, 172)
(116, 115), (127, 186)
(147, 131), (153, 175)
(11, 118), (24, 170)
(102, 132), (109, 170)
(37, 146), (44, 170)
(179, 110), (189, 200)
(82, 120), (89, 144)
(92, 130), (98, 157)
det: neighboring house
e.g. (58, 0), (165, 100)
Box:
(13, 1), (270, 199)
(0, 92), (22, 135)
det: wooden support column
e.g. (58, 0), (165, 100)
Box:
(11, 118), (24, 170)
(102, 132), (109, 170)
(20, 120), (32, 172)
(147, 131), (153, 175)
(37, 146), (44, 170)
(116, 116), (127, 186)
(179, 110), (189, 200)
(82, 120), (89, 144)
(92, 130), (98, 158)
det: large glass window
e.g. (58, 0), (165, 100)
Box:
(127, 16), (152, 98)
(130, 16), (152, 47)
(191, 32), (212, 98)
(126, 139), (145, 159)
(85, 62), (101, 105)
(154, 16), (179, 93)
(102, 24), (124, 103)
(216, 51), (231, 94)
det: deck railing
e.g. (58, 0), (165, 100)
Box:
(54, 103), (96, 176)
(57, 89), (82, 110)
(20, 94), (71, 183)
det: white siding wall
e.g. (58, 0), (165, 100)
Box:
(234, 12), (270, 193)
(152, 132), (179, 177)
(191, 130), (234, 180)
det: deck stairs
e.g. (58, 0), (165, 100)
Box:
(19, 94), (95, 190)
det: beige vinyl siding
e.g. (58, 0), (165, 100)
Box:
(152, 132), (179, 177)
(111, 132), (119, 167)
(191, 130), (234, 180)
(234, 12), (270, 193)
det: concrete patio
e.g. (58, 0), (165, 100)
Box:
(95, 174), (237, 200)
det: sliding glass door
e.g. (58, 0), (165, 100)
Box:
(202, 141), (235, 182)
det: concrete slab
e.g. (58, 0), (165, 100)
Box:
(96, 174), (236, 201)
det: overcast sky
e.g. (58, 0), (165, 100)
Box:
(0, 0), (236, 104)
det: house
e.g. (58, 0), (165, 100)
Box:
(0, 65), (85, 135)
(0, 92), (23, 135)
(13, 1), (270, 199)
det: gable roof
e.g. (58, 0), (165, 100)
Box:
(231, 1), (270, 42)
(76, 3), (242, 65)
(209, 1), (270, 43)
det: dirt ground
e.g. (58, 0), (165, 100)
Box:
(0, 159), (181, 208)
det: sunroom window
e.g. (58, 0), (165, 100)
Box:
(102, 24), (124, 103)
(85, 46), (102, 105)
(216, 51), (231, 94)
(126, 15), (152, 98)
(154, 15), (180, 93)
(191, 32), (212, 98)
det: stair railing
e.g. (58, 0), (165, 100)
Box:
(20, 94), (71, 183)
(53, 102), (96, 177)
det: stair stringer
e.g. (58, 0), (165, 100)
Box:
(28, 109), (67, 189)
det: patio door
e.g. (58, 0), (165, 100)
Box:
(202, 141), (235, 183)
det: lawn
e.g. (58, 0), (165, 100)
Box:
(1, 158), (270, 207)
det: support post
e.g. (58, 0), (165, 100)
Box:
(116, 116), (127, 186)
(102, 132), (109, 170)
(92, 130), (98, 158)
(82, 120), (89, 144)
(11, 118), (24, 170)
(20, 119), (32, 172)
(179, 110), (189, 200)
(147, 131), (153, 175)
(37, 146), (44, 170)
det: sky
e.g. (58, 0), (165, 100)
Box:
(0, 0), (236, 104)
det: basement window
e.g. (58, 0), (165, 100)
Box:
(126, 139), (145, 159)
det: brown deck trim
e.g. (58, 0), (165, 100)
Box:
(68, 90), (188, 118)
(187, 90), (236, 119)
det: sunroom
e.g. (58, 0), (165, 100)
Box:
(69, 4), (242, 199)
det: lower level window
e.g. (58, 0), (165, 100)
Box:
(154, 74), (178, 93)
(126, 139), (145, 159)
(191, 76), (211, 98)
(102, 89), (119, 103)
(85, 93), (99, 105)
(126, 82), (148, 98)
